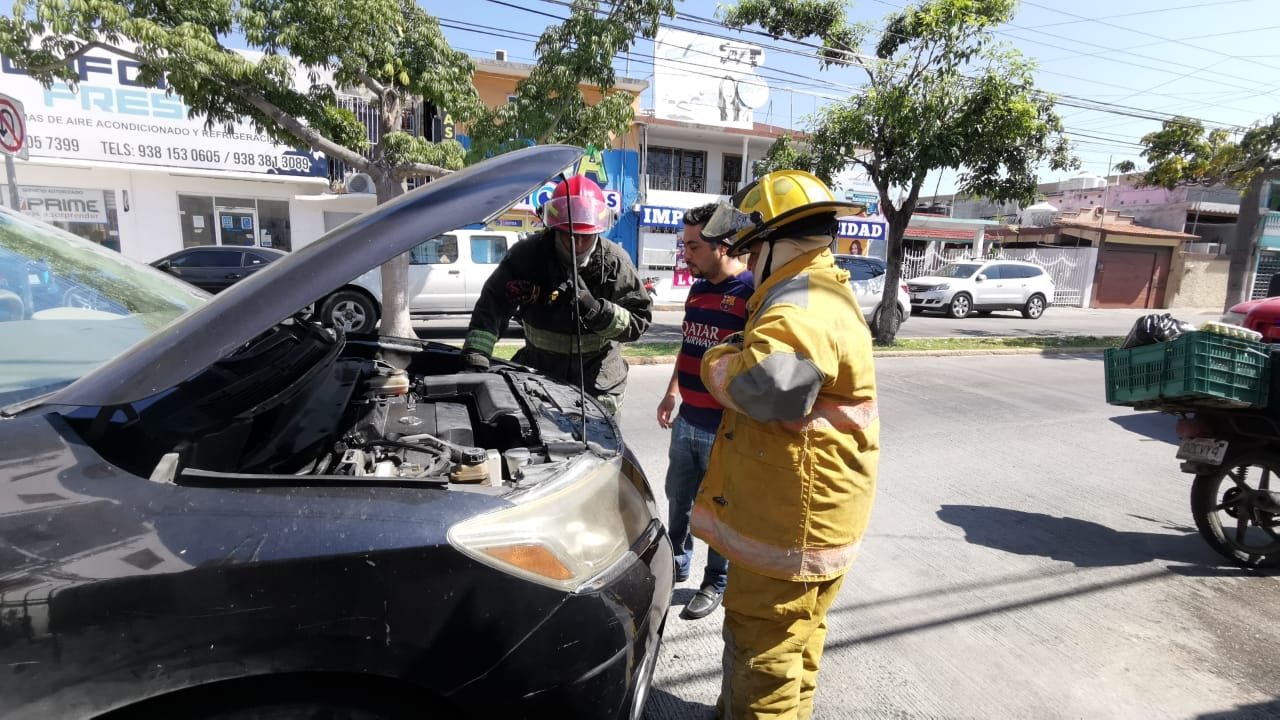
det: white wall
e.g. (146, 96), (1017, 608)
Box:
(7, 160), (329, 262)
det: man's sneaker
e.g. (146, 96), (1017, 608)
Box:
(681, 586), (723, 620)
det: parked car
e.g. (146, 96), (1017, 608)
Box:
(1222, 296), (1280, 341)
(907, 259), (1055, 319)
(328, 228), (524, 334)
(0, 145), (672, 720)
(151, 245), (286, 294)
(833, 254), (910, 332)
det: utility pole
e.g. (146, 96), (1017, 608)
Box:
(4, 154), (17, 211)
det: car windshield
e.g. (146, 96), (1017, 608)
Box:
(0, 208), (206, 405)
(935, 263), (983, 278)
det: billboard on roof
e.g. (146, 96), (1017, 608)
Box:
(652, 27), (770, 129)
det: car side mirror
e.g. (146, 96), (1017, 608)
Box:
(975, 273), (987, 282)
(154, 260), (171, 272)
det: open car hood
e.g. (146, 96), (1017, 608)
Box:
(44, 145), (584, 408)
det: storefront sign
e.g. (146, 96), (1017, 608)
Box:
(16, 185), (107, 223)
(639, 205), (686, 228)
(488, 210), (542, 233)
(0, 48), (327, 178)
(838, 218), (886, 240)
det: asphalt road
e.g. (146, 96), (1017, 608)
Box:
(620, 354), (1280, 720)
(413, 306), (1226, 345)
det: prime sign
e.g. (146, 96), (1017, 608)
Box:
(17, 187), (107, 223)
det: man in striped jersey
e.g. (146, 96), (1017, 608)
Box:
(656, 203), (754, 620)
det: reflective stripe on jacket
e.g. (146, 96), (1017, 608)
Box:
(693, 247), (879, 582)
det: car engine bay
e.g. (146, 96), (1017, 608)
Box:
(69, 321), (621, 492)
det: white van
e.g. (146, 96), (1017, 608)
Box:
(318, 228), (522, 333)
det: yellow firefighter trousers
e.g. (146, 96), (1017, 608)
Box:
(717, 565), (846, 720)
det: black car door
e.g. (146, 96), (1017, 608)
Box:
(173, 249), (245, 293)
(242, 250), (277, 280)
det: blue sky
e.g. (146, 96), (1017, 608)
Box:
(423, 0), (1279, 195)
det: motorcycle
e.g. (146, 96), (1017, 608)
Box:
(1173, 407), (1280, 568)
(1110, 321), (1280, 568)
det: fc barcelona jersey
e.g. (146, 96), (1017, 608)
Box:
(677, 269), (754, 432)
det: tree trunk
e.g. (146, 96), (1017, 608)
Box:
(1223, 173), (1272, 311)
(372, 95), (416, 343)
(374, 173), (415, 340)
(874, 183), (921, 346)
(876, 215), (909, 345)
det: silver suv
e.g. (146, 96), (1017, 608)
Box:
(907, 260), (1055, 319)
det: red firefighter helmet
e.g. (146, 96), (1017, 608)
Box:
(543, 176), (614, 234)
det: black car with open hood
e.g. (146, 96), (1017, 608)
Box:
(0, 146), (672, 720)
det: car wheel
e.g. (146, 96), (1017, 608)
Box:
(947, 293), (973, 319)
(321, 290), (379, 334)
(1021, 294), (1046, 320)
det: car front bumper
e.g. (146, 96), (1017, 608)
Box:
(909, 290), (950, 309)
(445, 519), (674, 719)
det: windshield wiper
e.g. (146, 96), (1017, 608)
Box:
(0, 383), (72, 417)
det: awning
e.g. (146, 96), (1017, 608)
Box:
(1188, 200), (1239, 217)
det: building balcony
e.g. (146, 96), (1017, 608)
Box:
(643, 175), (707, 194)
(1264, 211), (1280, 247)
(721, 180), (741, 195)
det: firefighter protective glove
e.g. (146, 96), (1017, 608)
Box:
(461, 350), (490, 372)
(573, 274), (606, 329)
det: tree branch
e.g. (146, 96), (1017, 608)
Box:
(393, 162), (454, 182)
(357, 69), (387, 97)
(230, 88), (373, 173)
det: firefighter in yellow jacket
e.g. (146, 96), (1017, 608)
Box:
(694, 170), (880, 720)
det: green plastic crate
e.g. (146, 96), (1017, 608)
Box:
(1104, 331), (1271, 409)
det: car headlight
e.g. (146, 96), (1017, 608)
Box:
(1221, 311), (1247, 326)
(932, 284), (949, 292)
(447, 455), (652, 591)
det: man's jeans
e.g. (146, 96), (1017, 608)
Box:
(665, 415), (728, 592)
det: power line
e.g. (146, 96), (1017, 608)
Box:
(445, 12), (860, 100)
(1022, 0), (1280, 74)
(868, 0), (1280, 97)
(473, 0), (1242, 134)
(1022, 0), (1257, 30)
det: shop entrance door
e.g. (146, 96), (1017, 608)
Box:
(217, 207), (259, 246)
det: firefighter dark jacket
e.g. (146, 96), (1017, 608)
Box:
(462, 229), (653, 397)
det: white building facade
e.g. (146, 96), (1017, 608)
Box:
(1, 47), (339, 262)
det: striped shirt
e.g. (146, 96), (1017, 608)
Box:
(677, 269), (755, 432)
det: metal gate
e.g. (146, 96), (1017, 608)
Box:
(899, 245), (1097, 307)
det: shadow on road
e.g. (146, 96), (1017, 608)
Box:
(644, 688), (716, 720)
(936, 504), (1225, 568)
(1108, 412), (1179, 444)
(1196, 699), (1280, 719)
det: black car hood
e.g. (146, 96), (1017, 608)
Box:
(43, 145), (584, 408)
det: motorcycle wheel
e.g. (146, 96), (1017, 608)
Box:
(1190, 450), (1280, 568)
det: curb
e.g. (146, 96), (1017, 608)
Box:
(624, 346), (1113, 365)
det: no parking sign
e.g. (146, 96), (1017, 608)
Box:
(0, 93), (29, 161)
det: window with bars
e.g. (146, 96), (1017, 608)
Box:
(646, 147), (706, 193)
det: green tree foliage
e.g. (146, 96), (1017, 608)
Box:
(464, 0), (674, 162)
(1118, 114), (1280, 309)
(721, 0), (1076, 343)
(750, 134), (823, 180)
